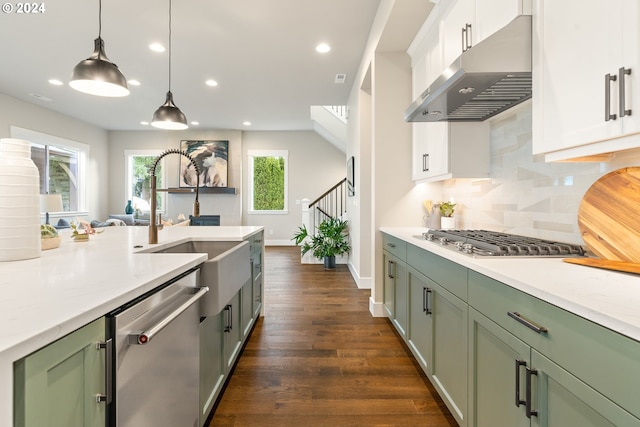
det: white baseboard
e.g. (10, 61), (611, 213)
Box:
(265, 239), (296, 246)
(369, 297), (386, 317)
(348, 262), (371, 289)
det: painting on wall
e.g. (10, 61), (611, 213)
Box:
(179, 140), (229, 188)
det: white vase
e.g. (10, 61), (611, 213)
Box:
(0, 138), (41, 261)
(440, 216), (456, 230)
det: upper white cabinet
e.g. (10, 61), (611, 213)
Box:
(441, 0), (532, 72)
(532, 0), (640, 161)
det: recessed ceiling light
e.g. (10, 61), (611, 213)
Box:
(48, 79), (63, 86)
(243, 121), (252, 126)
(190, 121), (199, 125)
(140, 121), (150, 125)
(316, 43), (331, 53)
(128, 79), (141, 86)
(149, 43), (165, 53)
(205, 80), (218, 87)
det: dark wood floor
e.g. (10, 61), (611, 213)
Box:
(209, 246), (457, 426)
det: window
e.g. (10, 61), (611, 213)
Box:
(125, 150), (165, 213)
(248, 150), (288, 214)
(11, 127), (88, 214)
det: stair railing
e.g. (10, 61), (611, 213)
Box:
(301, 178), (347, 236)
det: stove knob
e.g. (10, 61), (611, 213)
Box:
(463, 243), (474, 254)
(455, 241), (465, 251)
(438, 237), (449, 245)
(425, 233), (435, 241)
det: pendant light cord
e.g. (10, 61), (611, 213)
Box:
(97, 0), (103, 59)
(168, 0), (172, 92)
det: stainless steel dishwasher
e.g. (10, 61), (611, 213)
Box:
(107, 268), (208, 427)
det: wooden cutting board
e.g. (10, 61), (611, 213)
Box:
(563, 258), (640, 275)
(577, 167), (640, 263)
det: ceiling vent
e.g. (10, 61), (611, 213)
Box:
(335, 74), (347, 84)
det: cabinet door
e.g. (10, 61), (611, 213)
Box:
(199, 313), (224, 425)
(383, 251), (395, 318)
(531, 350), (640, 427)
(241, 279), (254, 337)
(223, 291), (242, 372)
(619, 0), (640, 136)
(431, 281), (468, 426)
(468, 308), (530, 427)
(14, 318), (106, 427)
(393, 258), (408, 339)
(408, 267), (434, 374)
(475, 0), (531, 43)
(423, 122), (449, 179)
(442, 0), (475, 68)
(251, 248), (263, 318)
(534, 0), (623, 154)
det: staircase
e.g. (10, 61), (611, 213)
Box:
(310, 105), (347, 153)
(300, 178), (348, 264)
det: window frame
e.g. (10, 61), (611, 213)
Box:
(247, 149), (289, 215)
(124, 150), (166, 214)
(11, 126), (88, 217)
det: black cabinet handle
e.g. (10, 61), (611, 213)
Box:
(525, 367), (538, 418)
(422, 153), (429, 172)
(515, 359), (527, 408)
(387, 260), (394, 279)
(425, 288), (433, 315)
(507, 311), (548, 334)
(619, 67), (632, 118)
(605, 73), (617, 121)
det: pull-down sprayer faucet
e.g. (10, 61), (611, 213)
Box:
(149, 149), (200, 244)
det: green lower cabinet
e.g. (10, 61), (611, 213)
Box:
(430, 279), (468, 426)
(407, 268), (433, 372)
(383, 251), (395, 319)
(199, 312), (225, 426)
(468, 308), (530, 427)
(14, 317), (107, 427)
(383, 251), (408, 338)
(251, 248), (263, 318)
(241, 279), (254, 337)
(223, 291), (242, 372)
(531, 350), (640, 427)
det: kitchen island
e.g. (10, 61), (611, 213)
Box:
(0, 225), (263, 426)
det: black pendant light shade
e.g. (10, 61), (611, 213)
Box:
(151, 0), (188, 130)
(70, 37), (129, 97)
(151, 91), (188, 130)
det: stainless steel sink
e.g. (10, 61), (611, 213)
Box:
(151, 240), (250, 316)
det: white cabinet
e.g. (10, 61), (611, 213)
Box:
(413, 121), (490, 182)
(441, 0), (532, 71)
(533, 0), (640, 161)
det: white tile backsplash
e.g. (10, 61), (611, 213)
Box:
(440, 103), (640, 245)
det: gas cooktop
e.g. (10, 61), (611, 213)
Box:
(416, 229), (585, 258)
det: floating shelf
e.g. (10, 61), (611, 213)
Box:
(159, 187), (237, 194)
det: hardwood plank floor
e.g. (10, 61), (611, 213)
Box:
(208, 246), (457, 427)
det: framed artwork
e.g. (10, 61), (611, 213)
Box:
(347, 156), (355, 196)
(179, 140), (229, 188)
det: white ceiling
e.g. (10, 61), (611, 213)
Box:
(0, 0), (383, 131)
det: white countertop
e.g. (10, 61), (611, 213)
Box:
(381, 227), (640, 343)
(0, 225), (263, 425)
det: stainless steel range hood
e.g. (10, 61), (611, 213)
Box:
(405, 15), (532, 122)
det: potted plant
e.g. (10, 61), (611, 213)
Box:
(292, 217), (351, 269)
(439, 201), (456, 229)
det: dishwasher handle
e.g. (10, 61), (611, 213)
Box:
(131, 286), (209, 345)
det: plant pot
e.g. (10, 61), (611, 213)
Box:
(441, 216), (456, 230)
(324, 256), (336, 270)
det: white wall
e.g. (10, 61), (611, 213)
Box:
(107, 129), (243, 224)
(0, 93), (109, 221)
(242, 130), (346, 245)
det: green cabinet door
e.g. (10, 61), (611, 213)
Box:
(223, 291), (242, 373)
(383, 251), (395, 319)
(532, 350), (640, 427)
(407, 267), (434, 374)
(241, 279), (254, 337)
(251, 247), (263, 318)
(14, 317), (107, 427)
(393, 258), (408, 339)
(468, 308), (530, 427)
(199, 312), (225, 426)
(430, 280), (468, 426)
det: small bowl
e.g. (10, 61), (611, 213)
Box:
(41, 236), (61, 250)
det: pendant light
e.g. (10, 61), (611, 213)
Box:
(151, 0), (188, 130)
(69, 0), (129, 97)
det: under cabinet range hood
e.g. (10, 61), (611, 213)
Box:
(405, 15), (532, 122)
